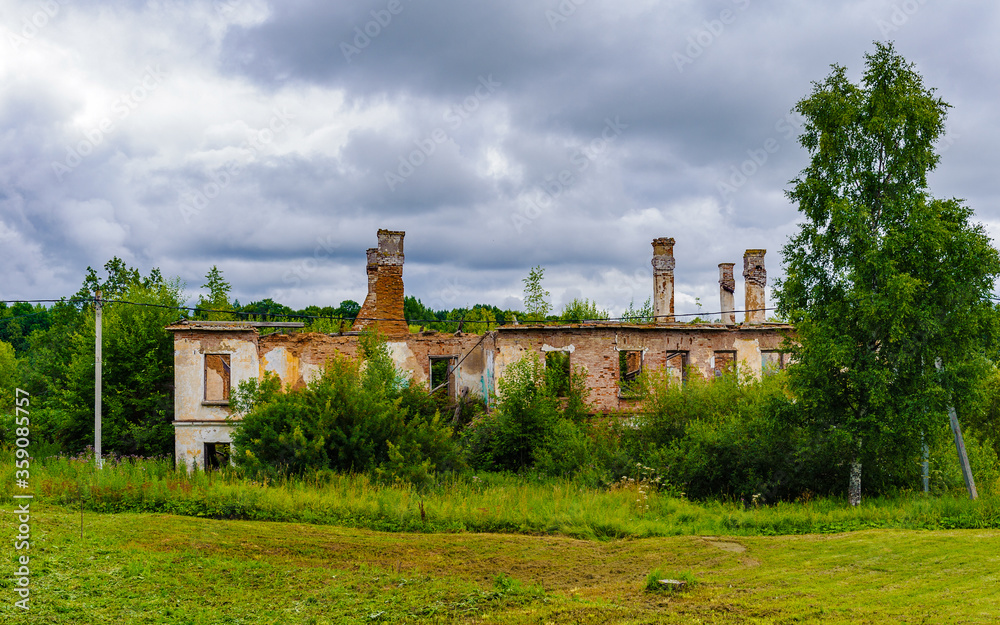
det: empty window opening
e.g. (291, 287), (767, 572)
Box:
(204, 442), (231, 470)
(713, 351), (736, 377)
(619, 350), (643, 397)
(545, 351), (571, 397)
(666, 351), (689, 384)
(429, 356), (457, 396)
(204, 354), (231, 402)
(762, 351), (785, 375)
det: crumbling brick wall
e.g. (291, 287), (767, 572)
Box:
(494, 324), (790, 412)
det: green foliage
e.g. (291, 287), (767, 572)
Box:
(560, 298), (609, 323)
(230, 332), (462, 486)
(7, 448), (1000, 542)
(196, 266), (236, 320)
(444, 305), (498, 333)
(621, 297), (653, 324)
(775, 42), (1000, 497)
(13, 497), (1000, 624)
(20, 264), (182, 455)
(521, 265), (551, 320)
(404, 296), (441, 326)
(294, 300), (361, 333)
(645, 569), (697, 593)
(76, 256), (164, 301)
(463, 353), (592, 474)
(0, 301), (52, 354)
(962, 366), (1000, 459)
(622, 369), (848, 501)
(0, 339), (16, 418)
(241, 298), (293, 321)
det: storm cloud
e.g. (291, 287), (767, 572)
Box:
(1, 0), (998, 316)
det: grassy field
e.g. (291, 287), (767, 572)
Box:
(2, 504), (999, 624)
(5, 452), (1000, 539)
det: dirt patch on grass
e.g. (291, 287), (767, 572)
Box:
(703, 539), (747, 553)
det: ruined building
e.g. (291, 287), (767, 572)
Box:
(168, 230), (790, 468)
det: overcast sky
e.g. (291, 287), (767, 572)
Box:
(2, 0), (998, 319)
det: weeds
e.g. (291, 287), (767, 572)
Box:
(4, 448), (1000, 539)
(645, 569), (697, 593)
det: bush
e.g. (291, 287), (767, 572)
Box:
(462, 353), (593, 474)
(623, 368), (847, 502)
(230, 332), (462, 485)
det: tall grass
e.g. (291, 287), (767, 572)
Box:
(4, 447), (999, 539)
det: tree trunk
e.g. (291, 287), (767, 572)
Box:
(849, 459), (862, 507)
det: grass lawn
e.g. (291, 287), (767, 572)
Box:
(3, 505), (998, 624)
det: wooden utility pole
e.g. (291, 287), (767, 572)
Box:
(936, 359), (976, 499)
(95, 290), (102, 469)
(949, 405), (978, 500)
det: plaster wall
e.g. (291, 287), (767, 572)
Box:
(174, 422), (234, 469)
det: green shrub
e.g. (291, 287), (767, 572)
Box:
(230, 332), (462, 484)
(462, 353), (591, 473)
(624, 368), (847, 501)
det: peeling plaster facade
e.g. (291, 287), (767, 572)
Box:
(168, 320), (790, 468)
(167, 322), (496, 468)
(168, 325), (259, 468)
(167, 231), (791, 468)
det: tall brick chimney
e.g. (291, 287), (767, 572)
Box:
(651, 237), (676, 323)
(354, 230), (408, 336)
(743, 249), (766, 325)
(357, 247), (379, 318)
(719, 263), (736, 325)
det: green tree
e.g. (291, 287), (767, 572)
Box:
(23, 262), (182, 455)
(445, 305), (497, 333)
(403, 296), (437, 326)
(522, 265), (551, 320)
(560, 298), (609, 323)
(335, 300), (361, 321)
(621, 297), (653, 324)
(775, 42), (1000, 503)
(197, 266), (235, 320)
(0, 339), (16, 411)
(0, 302), (52, 355)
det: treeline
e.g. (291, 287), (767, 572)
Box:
(0, 257), (635, 460)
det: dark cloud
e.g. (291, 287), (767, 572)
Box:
(1, 0), (999, 315)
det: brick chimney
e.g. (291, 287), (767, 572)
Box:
(651, 237), (676, 323)
(354, 230), (408, 336)
(357, 247), (379, 318)
(743, 249), (766, 325)
(719, 262), (736, 325)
